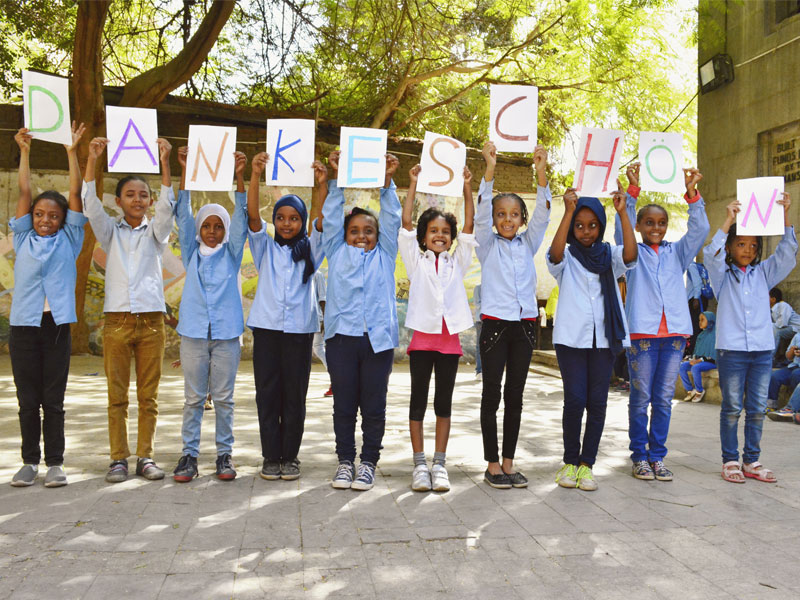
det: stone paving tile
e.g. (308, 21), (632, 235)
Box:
(3, 358), (800, 598)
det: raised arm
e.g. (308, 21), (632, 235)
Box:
(475, 142), (497, 259)
(65, 121), (86, 212)
(549, 188), (577, 265)
(615, 162), (640, 245)
(764, 193), (797, 289)
(402, 164), (420, 231)
(613, 179), (638, 264)
(152, 138), (175, 243)
(234, 150), (246, 194)
(312, 159), (328, 233)
(378, 153), (402, 257)
(248, 152), (268, 232)
(674, 168), (710, 268)
(81, 137), (115, 248)
(523, 146), (552, 254)
(158, 137), (172, 188)
(175, 189), (197, 267)
(322, 150), (345, 256)
(462, 165), (474, 234)
(14, 128), (33, 218)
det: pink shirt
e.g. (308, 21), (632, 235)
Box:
(407, 318), (463, 355)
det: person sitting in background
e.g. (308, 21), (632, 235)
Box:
(771, 288), (795, 367)
(767, 330), (800, 411)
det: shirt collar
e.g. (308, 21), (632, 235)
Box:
(119, 215), (149, 230)
(423, 249), (451, 262)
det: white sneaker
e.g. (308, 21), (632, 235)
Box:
(692, 390), (706, 403)
(44, 465), (67, 488)
(431, 463), (450, 492)
(411, 464), (432, 492)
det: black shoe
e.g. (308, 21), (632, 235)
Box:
(505, 471), (528, 488)
(280, 459), (301, 480)
(484, 469), (512, 489)
(173, 455), (198, 482)
(260, 459), (281, 480)
(136, 457), (165, 480)
(215, 454), (236, 481)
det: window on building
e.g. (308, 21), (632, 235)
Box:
(776, 0), (800, 24)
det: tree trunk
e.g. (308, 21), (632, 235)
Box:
(71, 0), (110, 354)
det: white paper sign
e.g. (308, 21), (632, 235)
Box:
(185, 125), (238, 191)
(574, 127), (625, 197)
(106, 106), (159, 174)
(639, 132), (684, 194)
(416, 131), (467, 197)
(265, 119), (315, 187)
(737, 177), (785, 236)
(22, 70), (72, 145)
(489, 84), (538, 153)
(337, 127), (387, 188)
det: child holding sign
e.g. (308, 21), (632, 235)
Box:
(9, 123), (87, 488)
(476, 141), (551, 489)
(399, 163), (477, 493)
(704, 194), (795, 484)
(247, 151), (326, 482)
(171, 148), (248, 482)
(83, 136), (175, 484)
(323, 150), (401, 491)
(614, 163), (708, 482)
(548, 183), (637, 492)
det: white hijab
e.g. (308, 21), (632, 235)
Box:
(195, 203), (230, 256)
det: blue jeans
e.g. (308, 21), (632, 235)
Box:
(326, 334), (394, 465)
(627, 337), (686, 462)
(767, 366), (800, 402)
(678, 360), (716, 393)
(717, 350), (771, 464)
(787, 382), (800, 412)
(180, 336), (240, 457)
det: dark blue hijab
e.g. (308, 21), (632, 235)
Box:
(567, 196), (627, 353)
(273, 194), (315, 284)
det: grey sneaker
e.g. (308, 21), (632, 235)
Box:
(260, 460), (281, 480)
(44, 465), (67, 488)
(105, 459), (128, 483)
(332, 460), (355, 489)
(11, 464), (38, 487)
(351, 461), (376, 491)
(216, 454), (236, 481)
(280, 459), (301, 481)
(136, 458), (165, 480)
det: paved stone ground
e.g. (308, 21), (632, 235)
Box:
(1, 356), (799, 599)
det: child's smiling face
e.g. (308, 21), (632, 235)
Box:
(728, 235), (759, 267)
(32, 198), (65, 236)
(116, 179), (153, 225)
(424, 216), (453, 255)
(200, 215), (225, 248)
(572, 207), (601, 247)
(636, 206), (668, 245)
(274, 205), (303, 240)
(492, 196), (524, 240)
(346, 213), (378, 251)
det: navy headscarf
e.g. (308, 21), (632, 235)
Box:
(273, 194), (315, 284)
(567, 196), (627, 353)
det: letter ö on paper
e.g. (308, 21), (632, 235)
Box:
(22, 70), (73, 145)
(337, 127), (388, 189)
(265, 119), (316, 187)
(639, 131), (684, 195)
(736, 176), (785, 236)
(185, 125), (238, 192)
(106, 106), (160, 174)
(488, 84), (538, 153)
(574, 126), (625, 197)
(417, 131), (467, 198)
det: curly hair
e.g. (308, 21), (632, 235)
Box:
(416, 208), (458, 251)
(343, 206), (379, 238)
(724, 224), (763, 267)
(31, 191), (68, 222)
(636, 203), (669, 224)
(491, 192), (528, 225)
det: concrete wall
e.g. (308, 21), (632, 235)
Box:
(698, 0), (800, 298)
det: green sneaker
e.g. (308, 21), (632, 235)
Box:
(575, 465), (597, 491)
(555, 464), (578, 488)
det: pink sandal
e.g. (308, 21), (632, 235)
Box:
(721, 461), (745, 484)
(742, 462), (777, 483)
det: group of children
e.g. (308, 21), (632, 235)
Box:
(8, 125), (795, 492)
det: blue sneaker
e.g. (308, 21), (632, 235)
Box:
(331, 460), (355, 489)
(351, 461), (376, 491)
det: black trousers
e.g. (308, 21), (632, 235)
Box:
(9, 313), (71, 466)
(479, 319), (536, 462)
(409, 350), (460, 421)
(252, 328), (313, 462)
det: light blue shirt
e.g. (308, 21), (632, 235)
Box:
(685, 262), (702, 300)
(614, 191), (709, 335)
(82, 180), (175, 313)
(175, 190), (248, 340)
(322, 179), (401, 353)
(547, 245), (635, 348)
(475, 178), (551, 321)
(704, 226), (797, 352)
(9, 210), (87, 326)
(247, 216), (324, 334)
(786, 332), (800, 368)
